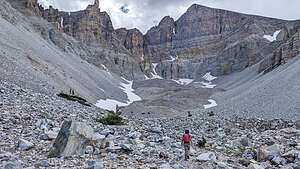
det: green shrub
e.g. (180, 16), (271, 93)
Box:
(208, 111), (215, 117)
(47, 151), (57, 158)
(95, 105), (125, 125)
(197, 137), (207, 148)
(57, 93), (91, 107)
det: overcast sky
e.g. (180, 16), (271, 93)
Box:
(38, 0), (300, 34)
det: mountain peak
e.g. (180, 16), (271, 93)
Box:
(158, 16), (175, 26)
(187, 3), (211, 12)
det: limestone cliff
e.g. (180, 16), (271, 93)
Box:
(21, 0), (296, 80)
(144, 16), (175, 62)
(141, 5), (289, 78)
(115, 28), (145, 61)
(39, 0), (114, 44)
(17, 0), (144, 80)
(115, 4), (290, 79)
(259, 21), (300, 73)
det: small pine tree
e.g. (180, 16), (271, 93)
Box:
(96, 105), (125, 125)
(197, 137), (207, 148)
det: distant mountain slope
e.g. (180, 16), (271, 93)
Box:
(118, 4), (295, 80)
(0, 0), (137, 104)
(14, 0), (299, 81)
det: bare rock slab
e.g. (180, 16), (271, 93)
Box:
(51, 120), (94, 157)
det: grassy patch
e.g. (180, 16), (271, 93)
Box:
(57, 93), (91, 107)
(95, 105), (125, 125)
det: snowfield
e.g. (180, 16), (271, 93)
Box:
(95, 99), (128, 111)
(95, 78), (142, 111)
(120, 78), (142, 104)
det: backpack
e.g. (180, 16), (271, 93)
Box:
(183, 134), (190, 143)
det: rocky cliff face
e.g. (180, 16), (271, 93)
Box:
(259, 22), (300, 73)
(60, 10), (114, 44)
(18, 0), (144, 80)
(26, 0), (41, 15)
(141, 5), (289, 79)
(40, 0), (114, 44)
(144, 16), (175, 63)
(22, 0), (296, 80)
(115, 28), (145, 61)
(115, 4), (290, 79)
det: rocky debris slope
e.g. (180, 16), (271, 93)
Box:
(210, 53), (300, 120)
(1, 80), (299, 168)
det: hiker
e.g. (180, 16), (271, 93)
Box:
(181, 129), (193, 160)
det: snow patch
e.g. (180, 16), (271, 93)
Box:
(95, 99), (128, 111)
(151, 63), (163, 79)
(173, 28), (176, 34)
(61, 17), (64, 29)
(120, 78), (142, 105)
(95, 78), (142, 111)
(101, 64), (112, 76)
(263, 30), (281, 42)
(203, 72), (217, 82)
(195, 82), (216, 88)
(172, 79), (194, 85)
(204, 99), (217, 109)
(168, 55), (178, 62)
(144, 75), (150, 80)
(101, 64), (109, 72)
(194, 72), (217, 88)
(169, 56), (176, 62)
(97, 87), (105, 92)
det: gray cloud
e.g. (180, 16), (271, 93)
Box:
(38, 0), (300, 34)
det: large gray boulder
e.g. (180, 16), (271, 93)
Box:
(51, 120), (94, 157)
(296, 120), (300, 129)
(3, 161), (23, 169)
(17, 139), (34, 151)
(257, 144), (282, 162)
(86, 160), (103, 169)
(248, 163), (264, 169)
(196, 152), (216, 162)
